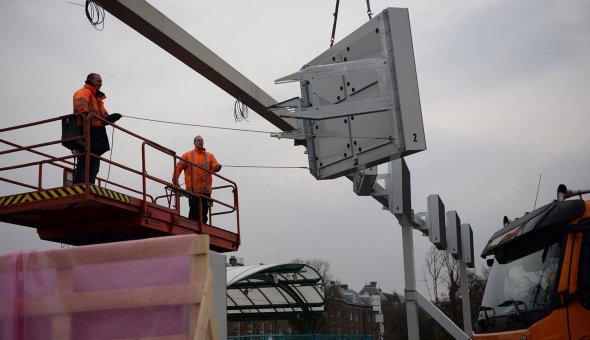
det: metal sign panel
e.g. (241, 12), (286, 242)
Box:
(371, 295), (382, 312)
(275, 8), (426, 179)
(427, 195), (447, 250)
(389, 159), (411, 226)
(461, 224), (475, 268)
(353, 167), (377, 196)
(446, 211), (462, 260)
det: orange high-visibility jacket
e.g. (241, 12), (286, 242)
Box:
(173, 148), (220, 193)
(73, 83), (108, 126)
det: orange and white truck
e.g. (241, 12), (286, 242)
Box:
(473, 185), (590, 339)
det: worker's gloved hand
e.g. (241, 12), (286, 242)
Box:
(172, 177), (180, 186)
(105, 113), (122, 123)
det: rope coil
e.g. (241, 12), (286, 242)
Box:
(234, 98), (249, 123)
(85, 0), (105, 31)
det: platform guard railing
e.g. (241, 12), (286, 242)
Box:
(0, 114), (239, 235)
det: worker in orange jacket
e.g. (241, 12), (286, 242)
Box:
(172, 135), (222, 224)
(72, 73), (121, 184)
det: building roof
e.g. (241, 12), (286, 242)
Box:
(358, 281), (404, 305)
(226, 263), (325, 321)
(358, 282), (381, 297)
(340, 286), (372, 306)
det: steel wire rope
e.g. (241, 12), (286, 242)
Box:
(122, 115), (394, 141)
(120, 116), (309, 170)
(366, 0), (373, 19)
(330, 0), (373, 47)
(329, 0), (341, 47)
(223, 165), (308, 169)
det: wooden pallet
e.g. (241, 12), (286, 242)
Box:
(0, 234), (219, 340)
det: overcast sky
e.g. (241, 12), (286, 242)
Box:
(1, 0), (589, 296)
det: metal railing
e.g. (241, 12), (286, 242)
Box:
(0, 114), (240, 235)
(228, 335), (374, 340)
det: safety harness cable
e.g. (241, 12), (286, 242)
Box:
(123, 115), (394, 141)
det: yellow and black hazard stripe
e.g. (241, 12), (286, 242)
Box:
(0, 185), (85, 206)
(87, 184), (130, 203)
(0, 184), (130, 207)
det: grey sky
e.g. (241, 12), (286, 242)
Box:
(1, 0), (589, 296)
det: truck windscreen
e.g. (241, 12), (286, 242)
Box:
(475, 239), (562, 333)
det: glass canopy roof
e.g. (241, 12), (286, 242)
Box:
(226, 263), (325, 320)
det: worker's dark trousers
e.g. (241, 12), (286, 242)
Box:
(74, 156), (100, 184)
(188, 193), (210, 224)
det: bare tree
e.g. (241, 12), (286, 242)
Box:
(468, 268), (487, 325)
(422, 245), (446, 303)
(479, 263), (490, 282)
(443, 253), (461, 323)
(292, 257), (334, 283)
(423, 252), (489, 330)
(290, 258), (336, 334)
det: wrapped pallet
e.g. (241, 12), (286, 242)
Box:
(0, 234), (218, 340)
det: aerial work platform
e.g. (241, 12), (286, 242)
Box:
(0, 115), (240, 252)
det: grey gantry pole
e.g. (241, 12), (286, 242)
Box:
(388, 160), (420, 339)
(401, 222), (421, 338)
(459, 260), (472, 333)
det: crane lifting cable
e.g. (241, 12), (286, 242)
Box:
(366, 0), (373, 20)
(329, 0), (340, 47)
(330, 0), (373, 47)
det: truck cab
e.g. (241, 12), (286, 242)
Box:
(473, 185), (590, 339)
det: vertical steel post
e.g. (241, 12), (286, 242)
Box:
(83, 115), (90, 199)
(401, 223), (420, 339)
(388, 160), (420, 339)
(459, 260), (472, 334)
(38, 163), (43, 190)
(141, 142), (148, 204)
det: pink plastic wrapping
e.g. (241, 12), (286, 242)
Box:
(0, 234), (210, 340)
